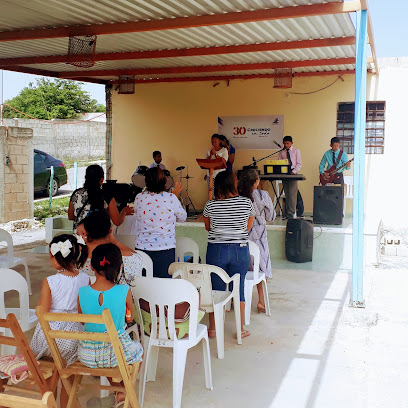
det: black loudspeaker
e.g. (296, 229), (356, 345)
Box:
(285, 219), (314, 263)
(313, 186), (343, 225)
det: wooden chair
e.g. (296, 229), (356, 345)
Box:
(0, 313), (58, 402)
(36, 305), (141, 408)
(0, 391), (57, 408)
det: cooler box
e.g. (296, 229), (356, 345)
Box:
(264, 159), (290, 175)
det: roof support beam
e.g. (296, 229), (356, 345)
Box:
(0, 1), (361, 42)
(0, 37), (356, 66)
(109, 70), (358, 84)
(60, 57), (358, 78)
(360, 0), (378, 73)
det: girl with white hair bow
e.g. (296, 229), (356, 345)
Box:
(30, 234), (89, 407)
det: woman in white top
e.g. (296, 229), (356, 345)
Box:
(133, 167), (186, 278)
(205, 134), (228, 192)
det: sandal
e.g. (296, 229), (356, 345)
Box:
(257, 302), (266, 314)
(208, 329), (216, 339)
(235, 330), (250, 340)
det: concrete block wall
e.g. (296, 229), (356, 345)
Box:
(0, 126), (34, 222)
(3, 118), (106, 160)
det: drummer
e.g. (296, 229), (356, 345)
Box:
(149, 150), (166, 170)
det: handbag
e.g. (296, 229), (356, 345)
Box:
(0, 354), (30, 384)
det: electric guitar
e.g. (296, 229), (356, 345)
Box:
(320, 158), (354, 186)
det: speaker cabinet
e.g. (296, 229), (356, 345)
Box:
(285, 219), (314, 263)
(313, 185), (343, 225)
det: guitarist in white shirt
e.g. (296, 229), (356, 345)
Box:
(319, 137), (351, 185)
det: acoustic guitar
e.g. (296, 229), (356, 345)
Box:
(320, 158), (354, 186)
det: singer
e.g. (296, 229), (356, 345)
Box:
(277, 136), (304, 219)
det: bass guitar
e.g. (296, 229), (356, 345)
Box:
(320, 158), (354, 186)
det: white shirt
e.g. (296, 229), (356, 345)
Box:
(206, 147), (228, 178)
(149, 162), (166, 170)
(133, 191), (187, 251)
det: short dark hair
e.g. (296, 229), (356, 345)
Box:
(218, 134), (230, 146)
(214, 171), (237, 200)
(331, 137), (340, 145)
(91, 243), (123, 283)
(283, 135), (293, 143)
(84, 210), (111, 241)
(153, 150), (161, 158)
(145, 166), (167, 193)
(49, 234), (88, 271)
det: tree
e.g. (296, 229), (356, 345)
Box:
(2, 78), (105, 120)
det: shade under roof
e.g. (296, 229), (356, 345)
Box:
(0, 0), (376, 84)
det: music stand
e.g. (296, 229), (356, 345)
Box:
(197, 157), (227, 200)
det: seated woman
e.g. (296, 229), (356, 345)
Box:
(133, 167), (186, 278)
(68, 164), (133, 230)
(78, 210), (143, 285)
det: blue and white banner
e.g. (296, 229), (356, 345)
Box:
(218, 115), (284, 150)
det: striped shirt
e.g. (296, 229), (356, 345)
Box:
(203, 196), (255, 243)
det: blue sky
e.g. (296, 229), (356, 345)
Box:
(0, 0), (405, 107)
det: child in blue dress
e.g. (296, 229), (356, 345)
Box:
(78, 243), (143, 407)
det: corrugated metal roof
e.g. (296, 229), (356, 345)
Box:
(0, 0), (372, 83)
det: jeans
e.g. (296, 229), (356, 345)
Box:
(206, 243), (250, 301)
(140, 248), (175, 278)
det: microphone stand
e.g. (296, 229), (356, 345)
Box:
(245, 148), (285, 168)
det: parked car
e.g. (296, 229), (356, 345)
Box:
(34, 149), (68, 196)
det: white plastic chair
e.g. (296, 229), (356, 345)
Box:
(0, 268), (37, 355)
(135, 250), (153, 277)
(244, 241), (271, 325)
(175, 237), (200, 263)
(132, 277), (213, 408)
(0, 229), (32, 295)
(169, 262), (242, 359)
(343, 175), (353, 217)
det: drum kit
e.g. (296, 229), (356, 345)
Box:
(131, 164), (197, 216)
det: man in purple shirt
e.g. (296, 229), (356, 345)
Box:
(278, 136), (304, 219)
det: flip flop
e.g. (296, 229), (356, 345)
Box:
(235, 330), (250, 340)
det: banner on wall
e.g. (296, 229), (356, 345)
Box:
(218, 115), (284, 150)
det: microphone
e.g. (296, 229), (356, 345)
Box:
(273, 140), (282, 149)
(252, 157), (256, 163)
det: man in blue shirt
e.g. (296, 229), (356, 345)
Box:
(319, 137), (351, 185)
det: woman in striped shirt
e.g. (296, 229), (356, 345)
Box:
(203, 171), (255, 339)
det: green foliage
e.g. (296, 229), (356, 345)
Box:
(34, 196), (70, 225)
(3, 78), (105, 120)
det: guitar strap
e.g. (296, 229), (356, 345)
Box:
(335, 150), (343, 168)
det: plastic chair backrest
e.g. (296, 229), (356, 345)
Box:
(169, 262), (231, 311)
(248, 241), (260, 280)
(0, 228), (13, 261)
(0, 268), (30, 330)
(343, 175), (353, 198)
(134, 250), (153, 277)
(131, 277), (199, 342)
(175, 237), (199, 263)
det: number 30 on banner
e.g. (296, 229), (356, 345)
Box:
(233, 126), (246, 135)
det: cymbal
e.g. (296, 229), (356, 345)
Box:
(176, 166), (185, 171)
(182, 175), (194, 179)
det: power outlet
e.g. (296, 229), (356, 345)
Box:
(5, 155), (10, 165)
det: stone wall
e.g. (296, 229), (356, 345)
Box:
(0, 126), (34, 222)
(3, 118), (106, 160)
